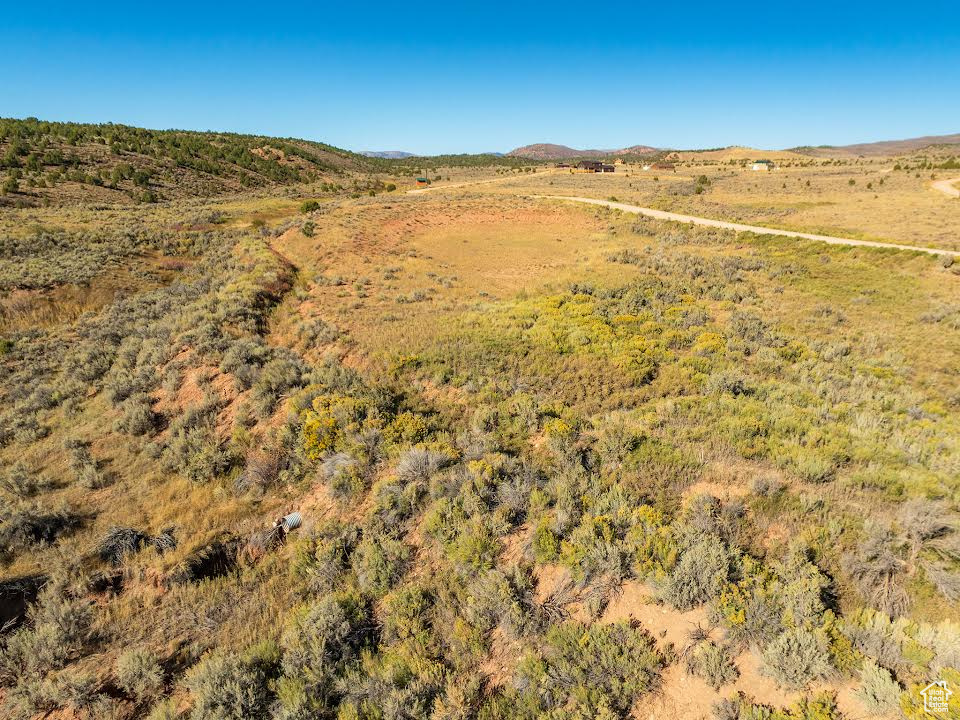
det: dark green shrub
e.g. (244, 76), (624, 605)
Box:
(446, 517), (502, 574)
(531, 520), (560, 563)
(291, 521), (359, 594)
(379, 583), (434, 645)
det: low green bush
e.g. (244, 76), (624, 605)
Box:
(278, 592), (369, 714)
(664, 535), (732, 610)
(514, 620), (663, 718)
(0, 584), (92, 685)
(852, 661), (902, 717)
(116, 648), (164, 702)
(685, 640), (740, 690)
(351, 534), (410, 596)
(184, 650), (271, 720)
(760, 626), (833, 689)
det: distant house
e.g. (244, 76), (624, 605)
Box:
(575, 161), (615, 173)
(555, 162), (571, 168)
(752, 159), (775, 171)
(652, 162), (675, 171)
(415, 177), (430, 186)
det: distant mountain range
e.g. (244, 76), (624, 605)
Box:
(360, 150), (417, 159)
(791, 132), (960, 157)
(506, 143), (660, 160)
(359, 133), (960, 162)
(362, 150), (508, 159)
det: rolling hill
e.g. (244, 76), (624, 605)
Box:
(792, 132), (960, 157)
(360, 150), (416, 159)
(507, 142), (660, 159)
(509, 133), (960, 162)
(0, 118), (543, 206)
(0, 117), (371, 206)
(672, 145), (811, 162)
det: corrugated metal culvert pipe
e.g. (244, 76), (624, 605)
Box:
(281, 512), (302, 532)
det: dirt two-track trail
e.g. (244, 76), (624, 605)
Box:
(538, 195), (960, 258)
(931, 177), (960, 199)
(407, 172), (960, 258)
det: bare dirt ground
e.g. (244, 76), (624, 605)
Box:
(538, 195), (960, 258)
(602, 582), (879, 720)
(931, 177), (960, 198)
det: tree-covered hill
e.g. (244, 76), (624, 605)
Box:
(0, 117), (372, 205)
(0, 118), (543, 207)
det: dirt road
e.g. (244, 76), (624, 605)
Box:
(931, 177), (960, 198)
(537, 195), (960, 258)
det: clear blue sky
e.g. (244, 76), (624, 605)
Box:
(4, 1), (959, 155)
